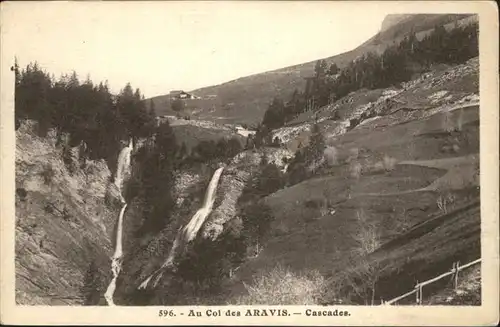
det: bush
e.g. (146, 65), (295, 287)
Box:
(44, 203), (54, 214)
(16, 188), (28, 201)
(436, 192), (456, 214)
(62, 146), (77, 175)
(231, 264), (325, 305)
(349, 118), (360, 129)
(41, 163), (55, 185)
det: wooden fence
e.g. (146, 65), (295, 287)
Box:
(382, 258), (481, 305)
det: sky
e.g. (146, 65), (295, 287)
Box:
(4, 1), (389, 99)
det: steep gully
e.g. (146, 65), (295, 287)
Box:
(103, 135), (225, 302)
(104, 139), (133, 306)
(138, 166), (225, 290)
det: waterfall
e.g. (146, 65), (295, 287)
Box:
(113, 138), (133, 200)
(104, 139), (133, 306)
(182, 166), (224, 242)
(104, 203), (127, 305)
(138, 166), (225, 290)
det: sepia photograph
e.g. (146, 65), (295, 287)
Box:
(0, 1), (498, 325)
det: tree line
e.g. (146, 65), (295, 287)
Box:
(14, 60), (157, 161)
(260, 21), (479, 131)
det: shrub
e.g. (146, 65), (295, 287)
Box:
(339, 257), (384, 305)
(231, 264), (325, 305)
(16, 188), (28, 201)
(436, 192), (456, 214)
(349, 118), (360, 129)
(44, 203), (54, 214)
(272, 136), (282, 147)
(62, 207), (71, 221)
(41, 163), (55, 185)
(62, 146), (77, 175)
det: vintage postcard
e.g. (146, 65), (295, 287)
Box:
(1, 0), (498, 325)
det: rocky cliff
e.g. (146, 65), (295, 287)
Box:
(15, 121), (124, 305)
(380, 14), (413, 32)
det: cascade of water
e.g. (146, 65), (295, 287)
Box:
(104, 139), (133, 306)
(104, 203), (127, 305)
(138, 166), (225, 290)
(114, 139), (133, 197)
(183, 166), (224, 242)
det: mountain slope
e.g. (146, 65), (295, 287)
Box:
(148, 14), (473, 125)
(226, 55), (480, 304)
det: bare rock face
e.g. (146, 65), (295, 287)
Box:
(15, 121), (116, 305)
(380, 14), (413, 32)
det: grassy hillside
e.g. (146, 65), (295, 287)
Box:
(162, 117), (246, 152)
(147, 14), (473, 126)
(227, 54), (480, 304)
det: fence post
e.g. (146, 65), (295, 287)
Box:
(385, 258), (481, 306)
(415, 281), (419, 304)
(454, 261), (460, 290)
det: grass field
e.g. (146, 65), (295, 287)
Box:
(227, 61), (480, 303)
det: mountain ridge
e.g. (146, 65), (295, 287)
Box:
(147, 14), (473, 125)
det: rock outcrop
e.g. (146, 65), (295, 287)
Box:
(15, 120), (121, 305)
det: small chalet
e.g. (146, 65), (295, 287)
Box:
(169, 90), (200, 100)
